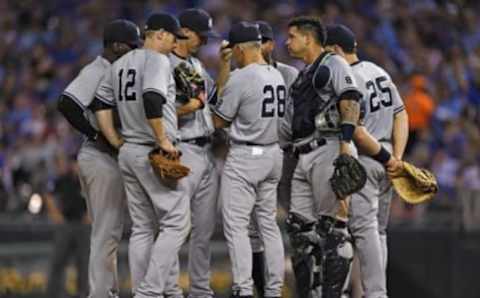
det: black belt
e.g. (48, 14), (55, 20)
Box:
(293, 138), (327, 156)
(181, 136), (211, 147)
(232, 140), (277, 146)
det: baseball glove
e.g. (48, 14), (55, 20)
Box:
(329, 154), (367, 200)
(174, 62), (205, 105)
(391, 162), (438, 204)
(148, 148), (190, 180)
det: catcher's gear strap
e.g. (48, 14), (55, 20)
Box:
(58, 94), (98, 140)
(143, 91), (166, 119)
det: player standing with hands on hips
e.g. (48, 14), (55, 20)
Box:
(58, 19), (140, 298)
(93, 13), (192, 298)
(212, 22), (286, 298)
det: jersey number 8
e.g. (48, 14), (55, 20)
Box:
(262, 85), (286, 118)
(366, 76), (392, 112)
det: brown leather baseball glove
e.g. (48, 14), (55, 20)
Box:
(148, 148), (190, 180)
(391, 162), (438, 204)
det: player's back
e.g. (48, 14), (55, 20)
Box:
(218, 63), (286, 145)
(107, 48), (177, 144)
(352, 61), (404, 143)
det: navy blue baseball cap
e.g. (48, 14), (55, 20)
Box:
(179, 8), (219, 39)
(104, 19), (141, 47)
(256, 20), (274, 42)
(227, 22), (262, 47)
(325, 24), (357, 52)
(145, 13), (187, 39)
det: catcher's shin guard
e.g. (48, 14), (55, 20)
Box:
(317, 217), (354, 298)
(286, 213), (322, 298)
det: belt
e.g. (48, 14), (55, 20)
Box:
(181, 136), (211, 147)
(293, 138), (327, 156)
(231, 140), (277, 146)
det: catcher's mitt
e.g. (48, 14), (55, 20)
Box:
(174, 62), (205, 104)
(391, 162), (438, 204)
(330, 154), (367, 199)
(148, 148), (190, 180)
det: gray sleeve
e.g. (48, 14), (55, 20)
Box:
(63, 65), (104, 108)
(279, 95), (293, 146)
(143, 53), (170, 96)
(94, 67), (115, 106)
(390, 81), (405, 114)
(329, 56), (359, 97)
(212, 73), (243, 121)
(285, 68), (299, 92)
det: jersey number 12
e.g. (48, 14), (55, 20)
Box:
(366, 76), (392, 112)
(262, 85), (286, 118)
(118, 69), (137, 101)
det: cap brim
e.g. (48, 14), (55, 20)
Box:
(173, 30), (188, 40)
(199, 30), (221, 39)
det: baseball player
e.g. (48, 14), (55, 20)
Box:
(283, 16), (402, 298)
(325, 25), (409, 298)
(212, 22), (286, 298)
(249, 20), (299, 298)
(168, 8), (220, 298)
(57, 19), (140, 298)
(93, 13), (191, 298)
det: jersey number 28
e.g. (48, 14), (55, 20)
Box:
(366, 76), (392, 112)
(262, 85), (286, 118)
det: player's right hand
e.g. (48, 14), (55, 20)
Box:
(219, 40), (232, 62)
(159, 138), (179, 157)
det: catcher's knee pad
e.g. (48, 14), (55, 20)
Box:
(286, 212), (321, 251)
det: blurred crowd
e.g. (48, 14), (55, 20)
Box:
(1, 0), (480, 227)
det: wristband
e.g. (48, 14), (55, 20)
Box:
(340, 122), (355, 142)
(373, 146), (391, 164)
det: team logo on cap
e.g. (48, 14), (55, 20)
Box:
(208, 18), (213, 29)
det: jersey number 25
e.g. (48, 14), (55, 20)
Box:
(366, 76), (392, 112)
(262, 85), (286, 118)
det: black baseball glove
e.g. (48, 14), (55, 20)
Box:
(173, 62), (206, 106)
(329, 154), (367, 199)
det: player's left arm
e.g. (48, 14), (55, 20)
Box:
(93, 69), (124, 149)
(390, 81), (409, 160)
(327, 58), (362, 155)
(212, 71), (243, 129)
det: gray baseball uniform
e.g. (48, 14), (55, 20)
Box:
(286, 52), (358, 298)
(169, 53), (219, 298)
(349, 60), (405, 298)
(96, 48), (190, 298)
(213, 63), (285, 297)
(65, 55), (127, 298)
(250, 61), (298, 252)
